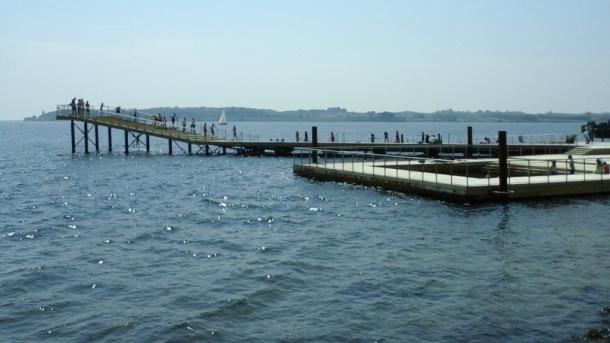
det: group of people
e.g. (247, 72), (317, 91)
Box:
(294, 130), (309, 142)
(69, 98), (91, 116)
(595, 158), (610, 174)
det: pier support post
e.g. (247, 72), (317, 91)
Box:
(145, 134), (150, 153)
(84, 122), (89, 154)
(94, 124), (99, 153)
(222, 147), (226, 155)
(124, 130), (129, 155)
(205, 145), (210, 156)
(188, 143), (192, 155)
(311, 126), (318, 163)
(108, 127), (112, 152)
(168, 139), (173, 155)
(498, 131), (508, 192)
(70, 120), (76, 154)
(466, 126), (473, 158)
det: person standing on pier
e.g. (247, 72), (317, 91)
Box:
(99, 102), (104, 114)
(383, 131), (389, 143)
(210, 123), (215, 137)
(190, 119), (196, 133)
(568, 155), (575, 174)
(85, 101), (90, 116)
(330, 132), (335, 142)
(370, 133), (375, 143)
(232, 125), (237, 140)
(203, 122), (208, 138)
(171, 113), (176, 128)
(70, 98), (76, 116)
(182, 117), (186, 132)
(395, 130), (399, 143)
(296, 131), (300, 142)
(304, 131), (308, 142)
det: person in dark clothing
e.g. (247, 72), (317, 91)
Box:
(384, 131), (389, 143)
(85, 101), (90, 116)
(232, 125), (237, 140)
(190, 119), (196, 133)
(425, 134), (430, 143)
(182, 117), (186, 132)
(400, 134), (404, 143)
(296, 131), (300, 142)
(210, 123), (215, 136)
(304, 131), (308, 142)
(171, 113), (176, 128)
(100, 102), (104, 113)
(371, 133), (375, 143)
(70, 98), (76, 115)
(330, 132), (335, 142)
(395, 130), (399, 143)
(203, 122), (208, 138)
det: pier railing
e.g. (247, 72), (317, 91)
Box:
(56, 104), (262, 142)
(293, 148), (610, 189)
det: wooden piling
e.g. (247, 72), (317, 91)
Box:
(108, 126), (112, 152)
(312, 126), (318, 163)
(498, 131), (508, 192)
(466, 126), (473, 158)
(70, 120), (75, 154)
(168, 139), (173, 155)
(94, 124), (99, 153)
(145, 134), (150, 153)
(84, 122), (89, 154)
(124, 130), (129, 155)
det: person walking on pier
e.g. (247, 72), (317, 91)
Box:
(304, 131), (308, 142)
(210, 123), (215, 137)
(163, 116), (167, 129)
(232, 125), (237, 140)
(330, 132), (335, 142)
(100, 102), (104, 114)
(383, 131), (389, 143)
(203, 122), (208, 138)
(182, 117), (186, 132)
(296, 131), (300, 142)
(171, 113), (176, 128)
(568, 155), (575, 174)
(85, 101), (90, 116)
(190, 119), (196, 133)
(370, 133), (375, 143)
(395, 130), (399, 143)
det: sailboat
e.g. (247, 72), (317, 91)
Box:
(218, 109), (227, 125)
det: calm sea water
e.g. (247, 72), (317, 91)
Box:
(1, 121), (609, 342)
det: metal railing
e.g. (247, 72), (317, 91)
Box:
(293, 148), (610, 189)
(57, 104), (262, 142)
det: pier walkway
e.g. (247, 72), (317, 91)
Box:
(56, 105), (577, 157)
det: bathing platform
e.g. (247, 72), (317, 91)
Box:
(292, 147), (610, 202)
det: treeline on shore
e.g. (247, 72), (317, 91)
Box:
(24, 106), (610, 123)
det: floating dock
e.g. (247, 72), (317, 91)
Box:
(293, 141), (610, 202)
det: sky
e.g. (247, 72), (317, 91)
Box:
(1, 0), (609, 120)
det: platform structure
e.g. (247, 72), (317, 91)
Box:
(56, 104), (578, 158)
(293, 147), (610, 202)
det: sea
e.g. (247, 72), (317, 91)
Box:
(1, 121), (609, 342)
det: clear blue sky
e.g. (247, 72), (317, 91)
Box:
(1, 0), (609, 119)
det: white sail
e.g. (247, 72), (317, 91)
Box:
(218, 110), (227, 125)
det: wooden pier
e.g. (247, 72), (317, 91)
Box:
(57, 109), (577, 158)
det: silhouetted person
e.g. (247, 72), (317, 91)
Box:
(330, 132), (335, 142)
(70, 98), (76, 115)
(203, 122), (207, 137)
(100, 102), (104, 113)
(210, 123), (215, 136)
(182, 117), (186, 132)
(371, 133), (375, 143)
(400, 134), (404, 143)
(85, 101), (90, 116)
(190, 119), (196, 133)
(384, 131), (389, 143)
(232, 125), (237, 140)
(296, 131), (300, 142)
(171, 113), (176, 128)
(304, 131), (308, 142)
(395, 130), (399, 143)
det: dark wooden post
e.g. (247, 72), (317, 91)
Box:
(168, 139), (173, 155)
(94, 124), (99, 153)
(205, 145), (210, 155)
(145, 134), (150, 153)
(222, 147), (226, 155)
(84, 122), (89, 154)
(124, 130), (129, 155)
(70, 120), (76, 154)
(311, 126), (318, 163)
(108, 126), (112, 152)
(188, 143), (192, 155)
(498, 131), (508, 192)
(466, 126), (473, 158)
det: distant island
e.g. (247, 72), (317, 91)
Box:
(24, 106), (610, 123)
